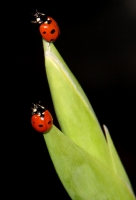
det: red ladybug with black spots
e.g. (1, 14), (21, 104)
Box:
(31, 9), (60, 42)
(31, 102), (53, 133)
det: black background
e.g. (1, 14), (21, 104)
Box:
(5, 0), (136, 199)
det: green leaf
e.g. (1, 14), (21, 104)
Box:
(42, 40), (113, 169)
(42, 40), (135, 199)
(103, 125), (134, 194)
(43, 126), (135, 200)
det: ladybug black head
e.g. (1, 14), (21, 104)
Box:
(31, 102), (46, 115)
(31, 9), (46, 24)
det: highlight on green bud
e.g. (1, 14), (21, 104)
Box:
(42, 40), (135, 200)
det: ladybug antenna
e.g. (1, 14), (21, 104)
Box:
(36, 9), (45, 16)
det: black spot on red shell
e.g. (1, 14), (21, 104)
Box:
(48, 121), (51, 124)
(39, 124), (43, 127)
(43, 31), (46, 34)
(51, 29), (55, 34)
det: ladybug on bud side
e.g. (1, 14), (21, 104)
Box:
(31, 102), (53, 133)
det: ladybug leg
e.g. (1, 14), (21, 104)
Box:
(38, 104), (45, 109)
(31, 20), (38, 23)
(37, 101), (46, 110)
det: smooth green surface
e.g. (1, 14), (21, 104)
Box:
(43, 41), (113, 169)
(44, 126), (135, 200)
(103, 125), (134, 194)
(42, 40), (135, 199)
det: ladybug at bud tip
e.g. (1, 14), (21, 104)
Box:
(31, 9), (60, 43)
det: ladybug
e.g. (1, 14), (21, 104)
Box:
(31, 102), (53, 133)
(31, 9), (60, 42)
